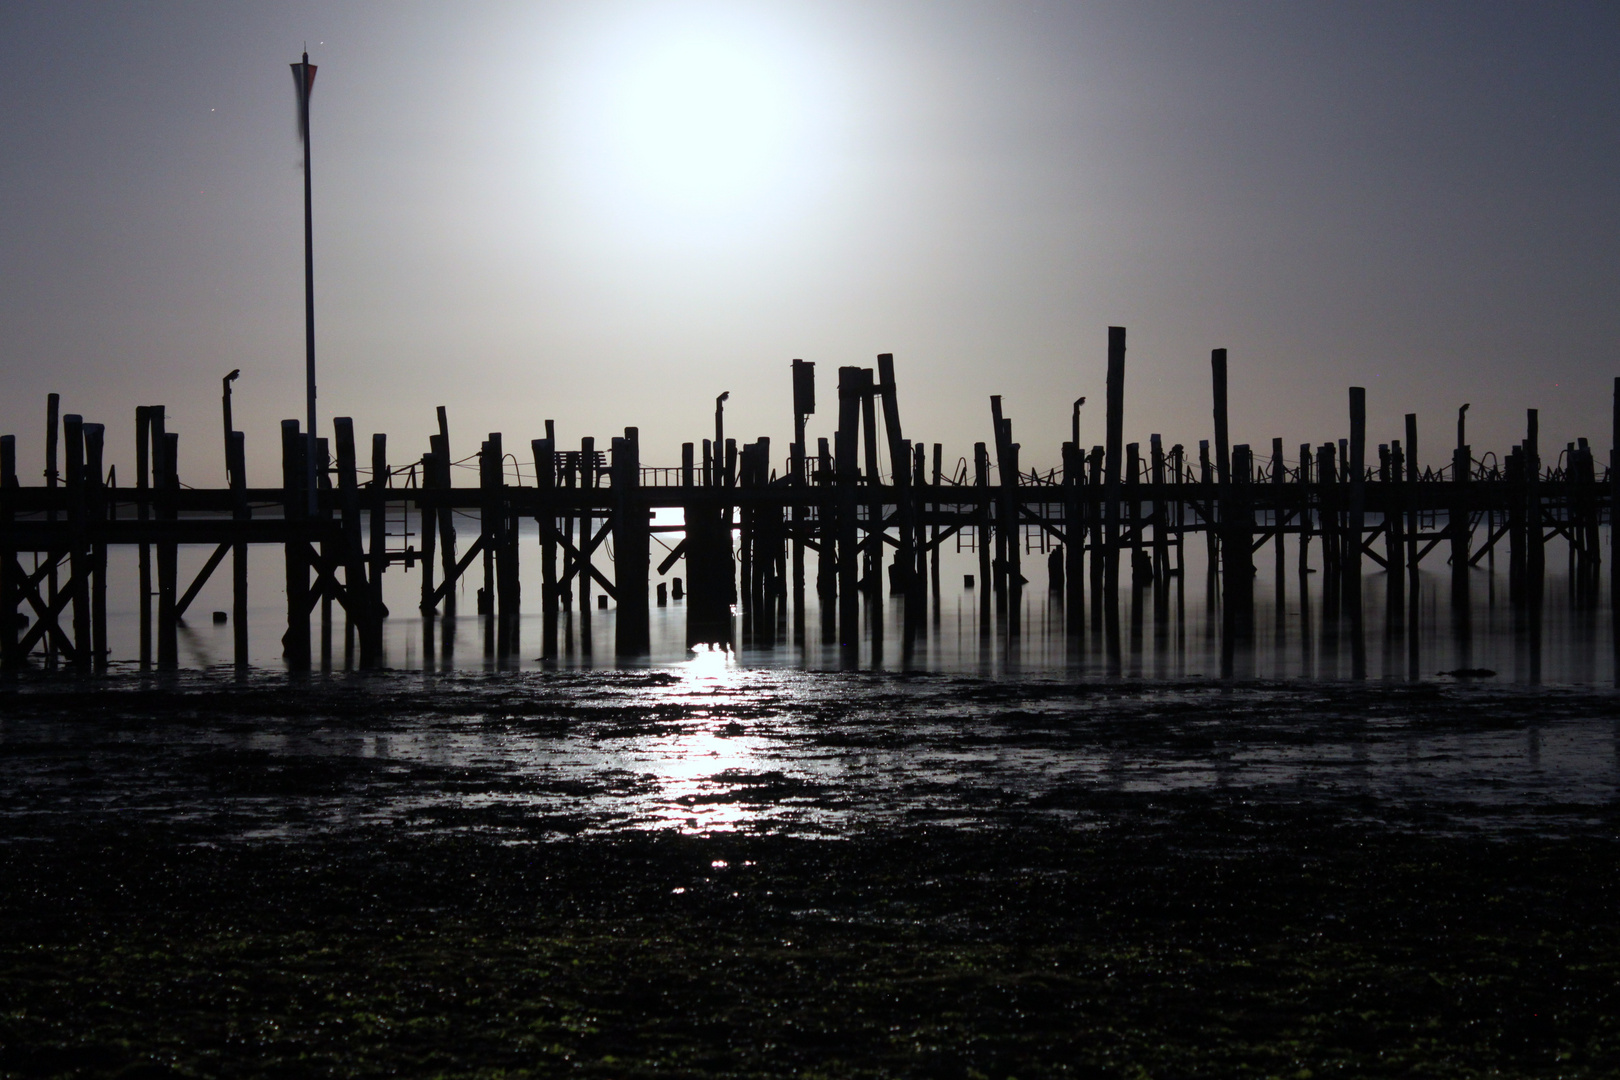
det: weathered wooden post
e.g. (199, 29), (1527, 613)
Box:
(418, 445), (439, 616)
(1387, 440), (1406, 622)
(1346, 388), (1366, 617)
(614, 428), (650, 655)
(1088, 445), (1105, 633)
(1298, 444), (1313, 576)
(738, 441), (757, 636)
(84, 422), (107, 672)
(45, 394), (59, 667)
(136, 407), (152, 669)
(1525, 410), (1543, 613)
(158, 429), (180, 670)
(368, 435), (388, 659)
(1222, 443), (1255, 645)
(1104, 328), (1126, 666)
(1577, 438), (1600, 605)
(1152, 434), (1170, 585)
(877, 354), (913, 607)
(1318, 442), (1339, 621)
(281, 419), (310, 671)
(229, 430), (249, 668)
(1610, 382), (1620, 620)
(792, 359), (814, 631)
(724, 437), (739, 610)
(532, 436), (558, 658)
(332, 418), (373, 667)
(1063, 441), (1084, 634)
(1126, 441), (1145, 586)
(813, 436), (832, 614)
(1200, 440), (1217, 575)
(314, 437), (335, 669)
(1211, 349), (1232, 492)
(972, 443), (993, 629)
(912, 441), (929, 622)
(1404, 413), (1419, 591)
(1171, 442), (1187, 581)
(858, 369), (883, 653)
(579, 435), (596, 616)
(494, 435), (521, 653)
(930, 442), (944, 616)
(0, 434), (16, 668)
(1002, 433), (1022, 638)
(1270, 437), (1285, 623)
(1451, 430), (1472, 605)
(433, 407), (458, 614)
(478, 435), (497, 622)
(836, 367), (862, 654)
(61, 414), (87, 668)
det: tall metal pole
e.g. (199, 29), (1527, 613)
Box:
(293, 52), (318, 514)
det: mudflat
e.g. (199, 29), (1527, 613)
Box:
(2, 671), (1617, 1078)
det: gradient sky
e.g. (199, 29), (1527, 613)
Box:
(2, 1), (1617, 486)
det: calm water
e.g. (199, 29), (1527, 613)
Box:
(6, 509), (1618, 842)
(43, 511), (1618, 684)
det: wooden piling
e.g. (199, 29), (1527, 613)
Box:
(1152, 434), (1170, 585)
(836, 367), (862, 653)
(1063, 440), (1084, 633)
(614, 428), (650, 655)
(333, 418), (373, 667)
(281, 420), (310, 671)
(431, 428), (458, 614)
(1298, 444), (1313, 576)
(136, 407), (151, 669)
(876, 354), (914, 608)
(0, 434), (15, 668)
(158, 428), (179, 670)
(1222, 443), (1255, 644)
(45, 394), (59, 667)
(1318, 441), (1338, 620)
(1127, 441), (1145, 586)
(931, 442), (944, 617)
(1346, 388), (1366, 617)
(859, 370), (883, 651)
(1451, 439), (1472, 603)
(1386, 440), (1406, 621)
(1088, 445), (1105, 633)
(418, 445), (440, 616)
(1612, 379), (1619, 619)
(1269, 437), (1285, 631)
(229, 430), (249, 668)
(532, 436), (558, 658)
(61, 414), (86, 668)
(84, 422), (107, 671)
(370, 435), (389, 658)
(1526, 409), (1543, 609)
(1200, 440), (1217, 573)
(815, 437), (834, 627)
(1104, 328), (1126, 664)
(792, 359), (814, 634)
(578, 436), (597, 616)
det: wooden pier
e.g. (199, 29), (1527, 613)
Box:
(0, 328), (1613, 673)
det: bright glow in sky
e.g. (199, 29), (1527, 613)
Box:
(605, 32), (796, 210)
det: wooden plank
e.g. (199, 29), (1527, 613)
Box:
(174, 542), (231, 619)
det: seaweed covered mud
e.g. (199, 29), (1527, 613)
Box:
(2, 668), (1619, 1077)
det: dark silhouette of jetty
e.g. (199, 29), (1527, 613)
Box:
(0, 328), (1610, 676)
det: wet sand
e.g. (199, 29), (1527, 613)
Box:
(2, 670), (1618, 1077)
